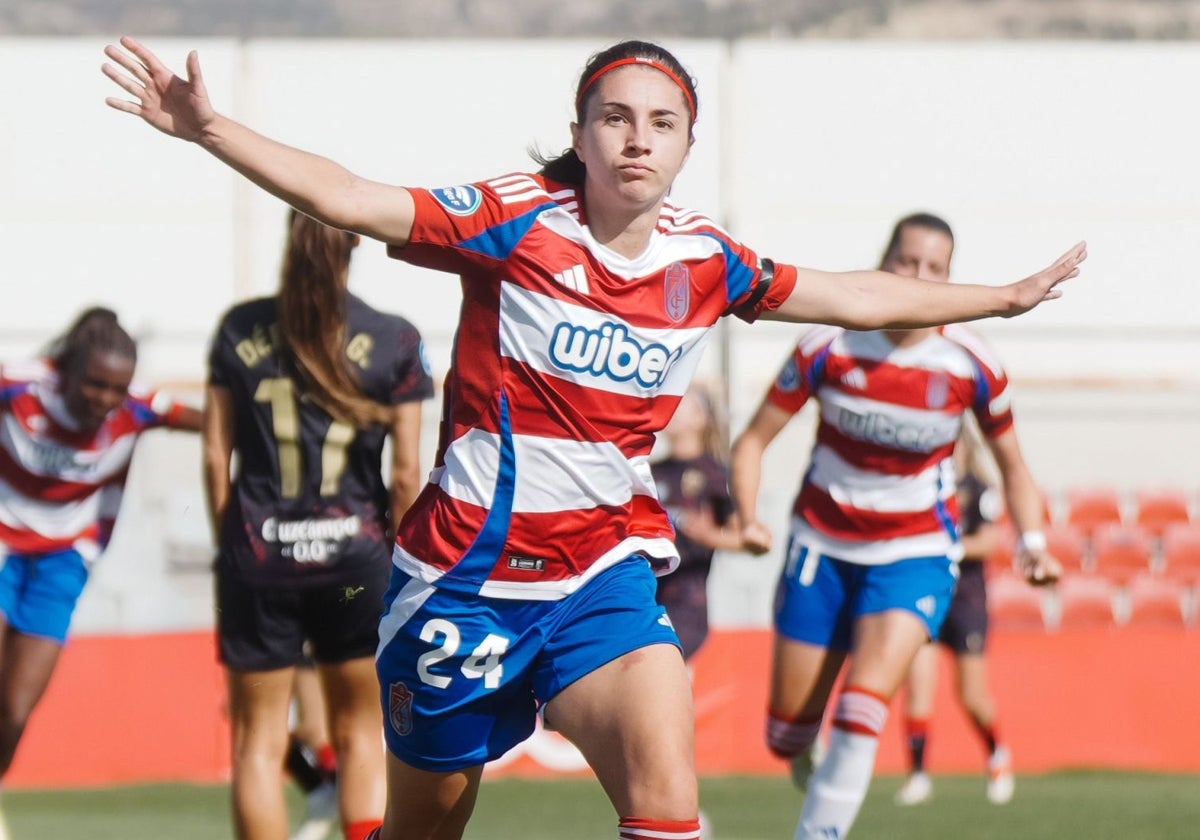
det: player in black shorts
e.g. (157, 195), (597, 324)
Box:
(203, 210), (433, 840)
(896, 419), (1015, 806)
(651, 385), (741, 661)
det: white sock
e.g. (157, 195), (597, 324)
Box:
(793, 688), (887, 840)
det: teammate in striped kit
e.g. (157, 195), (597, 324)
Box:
(103, 36), (1084, 840)
(0, 307), (200, 836)
(731, 213), (1058, 840)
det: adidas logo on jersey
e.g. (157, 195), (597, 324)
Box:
(549, 320), (682, 389)
(552, 264), (590, 295)
(841, 367), (867, 389)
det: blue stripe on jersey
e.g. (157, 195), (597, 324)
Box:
(806, 345), (833, 390)
(934, 469), (958, 539)
(700, 233), (756, 303)
(0, 382), (29, 404)
(969, 357), (992, 415)
(451, 391), (516, 588)
(457, 202), (558, 261)
(126, 398), (158, 427)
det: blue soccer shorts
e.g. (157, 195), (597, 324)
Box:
(375, 556), (681, 772)
(774, 535), (958, 652)
(0, 547), (91, 644)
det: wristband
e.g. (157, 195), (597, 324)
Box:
(1018, 531), (1047, 553)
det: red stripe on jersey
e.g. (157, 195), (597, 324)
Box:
(795, 482), (961, 542)
(814, 424), (953, 476)
(0, 520), (97, 555)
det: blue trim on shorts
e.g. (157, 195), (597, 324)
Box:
(0, 548), (90, 644)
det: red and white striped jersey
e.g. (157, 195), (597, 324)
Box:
(0, 358), (187, 559)
(766, 324), (1014, 564)
(388, 172), (796, 600)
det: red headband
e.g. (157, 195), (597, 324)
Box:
(575, 56), (697, 124)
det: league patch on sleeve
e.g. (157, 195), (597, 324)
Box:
(431, 184), (483, 216)
(776, 356), (802, 392)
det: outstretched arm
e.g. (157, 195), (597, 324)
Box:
(765, 242), (1086, 329)
(730, 401), (793, 556)
(102, 37), (415, 245)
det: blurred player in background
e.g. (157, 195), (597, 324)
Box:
(202, 210), (433, 840)
(652, 384), (740, 662)
(103, 34), (1083, 840)
(731, 213), (1058, 840)
(895, 416), (1014, 806)
(284, 656), (339, 840)
(0, 307), (201, 838)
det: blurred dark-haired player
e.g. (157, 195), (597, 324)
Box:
(0, 307), (201, 836)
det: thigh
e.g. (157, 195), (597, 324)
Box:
(216, 572), (305, 671)
(318, 655), (381, 730)
(845, 610), (932, 699)
(227, 666), (295, 753)
(770, 633), (846, 720)
(544, 643), (696, 820)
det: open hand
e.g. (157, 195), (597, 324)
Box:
(102, 36), (215, 142)
(1003, 241), (1087, 316)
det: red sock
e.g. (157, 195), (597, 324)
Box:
(618, 817), (702, 840)
(317, 743), (338, 775)
(346, 820), (384, 840)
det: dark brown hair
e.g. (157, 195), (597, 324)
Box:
(278, 210), (389, 428)
(533, 40), (699, 186)
(47, 307), (136, 378)
(879, 212), (955, 270)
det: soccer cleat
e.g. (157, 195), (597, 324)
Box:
(894, 771), (933, 805)
(986, 745), (1015, 804)
(289, 779), (338, 840)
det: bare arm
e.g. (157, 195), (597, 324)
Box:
(764, 242), (1086, 329)
(201, 384), (236, 547)
(675, 508), (745, 552)
(729, 400), (794, 556)
(102, 37), (416, 245)
(169, 403), (204, 433)
(389, 401), (425, 535)
(988, 427), (1060, 586)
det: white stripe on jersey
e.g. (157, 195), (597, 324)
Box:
(942, 323), (1005, 377)
(0, 414), (138, 484)
(842, 330), (981, 378)
(817, 390), (963, 454)
(807, 447), (955, 514)
(789, 516), (962, 566)
(435, 428), (657, 514)
(488, 175), (548, 204)
(498, 282), (710, 398)
(0, 475), (99, 539)
(389, 536), (679, 601)
(535, 209), (726, 279)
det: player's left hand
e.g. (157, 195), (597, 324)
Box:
(1002, 241), (1087, 316)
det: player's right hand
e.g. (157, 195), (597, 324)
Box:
(739, 520), (773, 556)
(102, 36), (216, 142)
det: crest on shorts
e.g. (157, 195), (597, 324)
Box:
(926, 372), (950, 409)
(389, 681), (414, 736)
(664, 262), (691, 323)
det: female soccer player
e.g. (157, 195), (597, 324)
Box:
(203, 210), (433, 840)
(102, 38), (1083, 840)
(731, 213), (1058, 839)
(0, 307), (200, 835)
(895, 417), (1014, 806)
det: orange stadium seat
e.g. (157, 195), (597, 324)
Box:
(1045, 523), (1089, 574)
(1091, 523), (1156, 585)
(1134, 487), (1192, 537)
(987, 571), (1047, 631)
(1065, 486), (1124, 536)
(1124, 574), (1192, 629)
(1162, 523), (1200, 587)
(1054, 573), (1118, 630)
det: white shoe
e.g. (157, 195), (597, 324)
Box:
(987, 746), (1015, 804)
(789, 738), (825, 792)
(289, 780), (338, 840)
(894, 771), (933, 805)
(699, 808), (713, 840)
(0, 803), (10, 840)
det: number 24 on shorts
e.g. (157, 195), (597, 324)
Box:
(417, 618), (510, 690)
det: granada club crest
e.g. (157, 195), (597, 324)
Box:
(389, 681), (414, 736)
(664, 262), (691, 323)
(926, 372), (950, 409)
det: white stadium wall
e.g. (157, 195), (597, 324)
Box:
(0, 38), (1196, 632)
